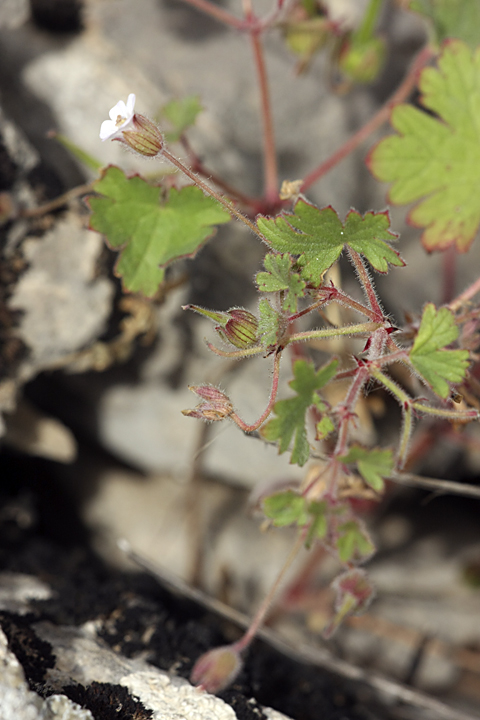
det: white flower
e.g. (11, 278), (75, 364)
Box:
(100, 93), (136, 141)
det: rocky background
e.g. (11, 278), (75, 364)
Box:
(0, 1), (480, 719)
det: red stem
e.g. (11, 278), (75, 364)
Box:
(449, 274), (480, 312)
(250, 30), (279, 202)
(301, 44), (435, 193)
(442, 244), (457, 304)
(334, 364), (370, 458)
(232, 528), (306, 653)
(230, 349), (282, 432)
(347, 249), (384, 320)
(180, 137), (257, 208)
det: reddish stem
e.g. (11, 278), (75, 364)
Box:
(442, 244), (457, 304)
(232, 528), (305, 653)
(449, 274), (480, 312)
(162, 147), (266, 240)
(334, 364), (370, 458)
(230, 349), (282, 432)
(347, 249), (384, 320)
(317, 284), (380, 322)
(250, 30), (279, 202)
(180, 137), (257, 208)
(301, 44), (435, 192)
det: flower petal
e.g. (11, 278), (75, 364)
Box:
(100, 94), (136, 141)
(126, 93), (136, 114)
(100, 119), (117, 141)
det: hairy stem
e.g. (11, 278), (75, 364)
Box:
(334, 364), (370, 458)
(347, 248), (383, 320)
(181, 137), (258, 207)
(162, 147), (267, 241)
(288, 321), (385, 344)
(412, 402), (479, 421)
(230, 349), (282, 432)
(397, 402), (413, 470)
(206, 341), (265, 358)
(369, 366), (411, 405)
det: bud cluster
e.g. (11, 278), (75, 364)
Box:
(182, 385), (233, 422)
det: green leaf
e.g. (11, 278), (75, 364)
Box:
(337, 520), (375, 563)
(341, 445), (394, 493)
(368, 41), (480, 252)
(261, 358), (339, 466)
(409, 0), (480, 49)
(256, 253), (306, 313)
(161, 96), (203, 142)
(258, 298), (283, 349)
(257, 202), (403, 287)
(89, 166), (231, 296)
(316, 415), (335, 440)
(410, 303), (470, 398)
(263, 490), (309, 527)
(305, 500), (328, 548)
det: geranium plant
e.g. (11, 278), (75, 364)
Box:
(85, 0), (480, 694)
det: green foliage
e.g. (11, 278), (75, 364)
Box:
(263, 490), (309, 527)
(340, 445), (394, 493)
(316, 415), (335, 440)
(262, 492), (327, 547)
(261, 358), (339, 466)
(89, 166), (230, 296)
(257, 202), (403, 287)
(337, 520), (375, 563)
(368, 41), (480, 252)
(256, 253), (306, 313)
(161, 95), (203, 142)
(409, 0), (480, 49)
(258, 298), (283, 349)
(339, 36), (386, 84)
(409, 303), (470, 398)
(304, 501), (328, 548)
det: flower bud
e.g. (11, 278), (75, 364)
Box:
(216, 309), (259, 349)
(182, 385), (233, 422)
(190, 645), (242, 694)
(339, 36), (386, 84)
(120, 114), (164, 157)
(183, 305), (259, 350)
(324, 569), (374, 638)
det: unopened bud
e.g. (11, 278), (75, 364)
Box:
(216, 309), (259, 349)
(339, 36), (386, 84)
(191, 645), (242, 694)
(324, 569), (374, 637)
(120, 114), (164, 157)
(184, 305), (259, 349)
(182, 385), (233, 422)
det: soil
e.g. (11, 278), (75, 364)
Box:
(0, 448), (378, 720)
